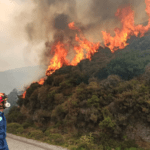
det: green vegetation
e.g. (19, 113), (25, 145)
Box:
(5, 45), (150, 150)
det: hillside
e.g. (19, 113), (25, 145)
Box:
(3, 88), (20, 116)
(0, 65), (46, 95)
(4, 36), (150, 150)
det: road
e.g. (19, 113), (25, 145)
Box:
(6, 133), (69, 150)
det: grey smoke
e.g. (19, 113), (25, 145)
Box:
(14, 0), (147, 67)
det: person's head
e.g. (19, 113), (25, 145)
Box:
(0, 93), (10, 110)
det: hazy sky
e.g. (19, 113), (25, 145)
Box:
(0, 0), (148, 72)
(0, 0), (39, 72)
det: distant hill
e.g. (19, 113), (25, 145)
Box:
(0, 65), (47, 95)
(3, 88), (19, 115)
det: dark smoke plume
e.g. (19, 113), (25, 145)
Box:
(13, 0), (147, 67)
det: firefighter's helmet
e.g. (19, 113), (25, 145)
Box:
(0, 93), (11, 109)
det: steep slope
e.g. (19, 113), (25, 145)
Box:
(4, 36), (150, 150)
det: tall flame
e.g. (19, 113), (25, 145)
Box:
(45, 22), (100, 75)
(102, 0), (150, 53)
(22, 0), (150, 99)
(46, 41), (70, 76)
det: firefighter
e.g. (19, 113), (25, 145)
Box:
(0, 93), (11, 150)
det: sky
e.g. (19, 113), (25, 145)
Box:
(0, 0), (148, 72)
(0, 0), (40, 72)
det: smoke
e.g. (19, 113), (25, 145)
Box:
(11, 0), (148, 67)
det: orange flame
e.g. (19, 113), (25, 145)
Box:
(22, 0), (150, 99)
(102, 0), (150, 53)
(45, 22), (100, 74)
(22, 89), (27, 99)
(22, 22), (100, 98)
(45, 41), (70, 76)
(22, 77), (47, 98)
(38, 77), (47, 85)
(68, 22), (100, 65)
(68, 22), (81, 32)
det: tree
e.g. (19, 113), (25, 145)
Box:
(141, 62), (150, 85)
(106, 50), (147, 81)
(100, 74), (123, 90)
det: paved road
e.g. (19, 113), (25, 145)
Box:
(6, 133), (69, 150)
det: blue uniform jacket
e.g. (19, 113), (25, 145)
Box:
(0, 112), (9, 150)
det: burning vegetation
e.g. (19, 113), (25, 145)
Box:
(6, 0), (150, 149)
(22, 0), (150, 98)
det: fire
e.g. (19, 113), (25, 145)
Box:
(45, 41), (70, 76)
(22, 90), (27, 99)
(102, 0), (150, 53)
(22, 77), (47, 99)
(68, 22), (81, 32)
(22, 22), (100, 98)
(38, 77), (47, 85)
(22, 0), (150, 99)
(45, 22), (100, 75)
(73, 34), (100, 62)
(68, 22), (100, 65)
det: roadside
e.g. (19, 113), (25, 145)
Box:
(6, 132), (69, 150)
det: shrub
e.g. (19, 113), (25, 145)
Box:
(6, 106), (26, 124)
(54, 93), (64, 104)
(60, 80), (72, 89)
(76, 83), (87, 101)
(7, 123), (22, 134)
(22, 122), (32, 129)
(47, 90), (56, 100)
(106, 49), (146, 81)
(16, 96), (24, 107)
(45, 75), (54, 85)
(27, 127), (44, 140)
(16, 126), (24, 134)
(51, 104), (66, 122)
(87, 82), (99, 90)
(29, 89), (39, 110)
(44, 129), (65, 145)
(99, 116), (116, 130)
(53, 75), (65, 86)
(26, 83), (41, 98)
(78, 133), (95, 150)
(70, 95), (79, 107)
(87, 95), (99, 107)
(120, 139), (138, 149)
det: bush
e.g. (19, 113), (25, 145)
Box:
(45, 75), (54, 85)
(87, 95), (99, 107)
(60, 80), (72, 89)
(47, 90), (56, 100)
(6, 106), (26, 124)
(120, 140), (138, 149)
(7, 123), (22, 134)
(53, 75), (65, 86)
(54, 93), (64, 104)
(141, 62), (150, 85)
(106, 49), (147, 81)
(78, 133), (95, 150)
(44, 129), (65, 145)
(100, 74), (123, 90)
(16, 126), (24, 134)
(26, 83), (41, 98)
(99, 116), (116, 130)
(22, 122), (32, 129)
(16, 96), (24, 107)
(28, 128), (44, 140)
